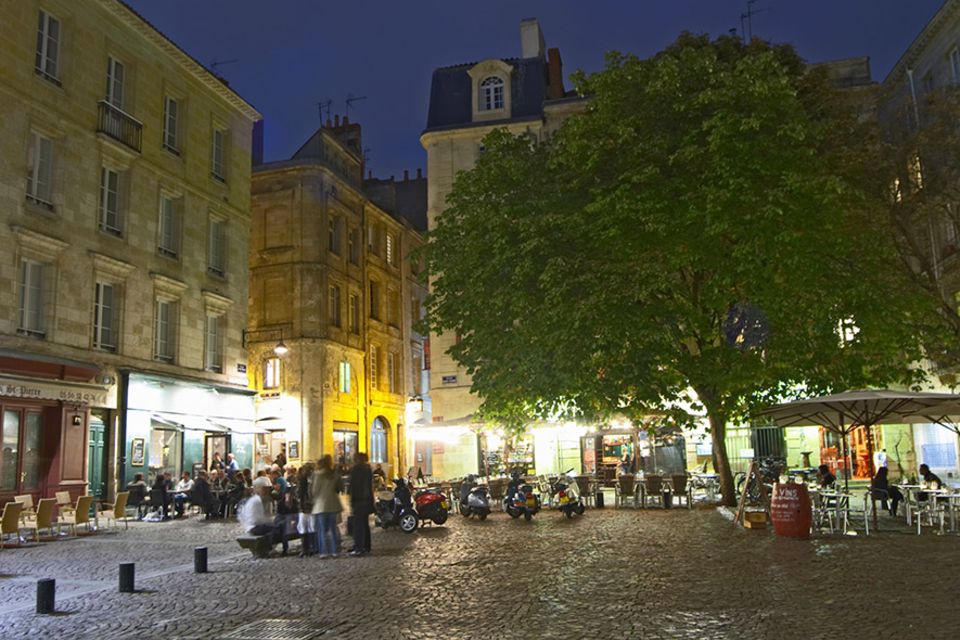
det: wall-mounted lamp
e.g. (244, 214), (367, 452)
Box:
(242, 327), (290, 357)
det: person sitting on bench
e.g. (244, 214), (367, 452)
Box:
(239, 476), (288, 554)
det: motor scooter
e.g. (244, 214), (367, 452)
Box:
(414, 485), (450, 525)
(458, 475), (491, 520)
(374, 478), (418, 533)
(503, 471), (540, 521)
(550, 469), (586, 518)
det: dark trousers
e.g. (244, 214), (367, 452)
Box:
(352, 506), (371, 552)
(250, 522), (288, 553)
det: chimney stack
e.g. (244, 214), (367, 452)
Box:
(343, 115), (349, 125)
(416, 168), (422, 179)
(403, 169), (409, 181)
(334, 114), (340, 127)
(547, 48), (565, 99)
(520, 18), (546, 59)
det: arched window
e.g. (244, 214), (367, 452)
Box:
(370, 417), (388, 464)
(479, 76), (504, 111)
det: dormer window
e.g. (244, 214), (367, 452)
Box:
(480, 76), (504, 111)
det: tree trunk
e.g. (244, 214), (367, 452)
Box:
(708, 411), (737, 507)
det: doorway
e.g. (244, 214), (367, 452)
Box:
(87, 418), (106, 499)
(205, 434), (230, 470)
(1, 407), (44, 495)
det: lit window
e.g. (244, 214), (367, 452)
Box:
(163, 96), (179, 154)
(93, 281), (119, 352)
(205, 315), (222, 373)
(99, 167), (123, 236)
(370, 418), (387, 464)
(338, 361), (351, 393)
(264, 358), (281, 389)
(26, 132), (54, 209)
(479, 76), (504, 111)
(18, 259), (47, 338)
(35, 11), (60, 83)
(386, 233), (396, 265)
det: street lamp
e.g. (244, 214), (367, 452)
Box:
(242, 328), (290, 357)
(273, 338), (289, 356)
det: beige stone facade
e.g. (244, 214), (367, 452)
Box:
(0, 0), (260, 502)
(250, 121), (425, 476)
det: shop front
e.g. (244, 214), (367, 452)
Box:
(120, 372), (255, 485)
(0, 350), (112, 504)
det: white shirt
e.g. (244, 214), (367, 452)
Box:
(239, 494), (271, 532)
(175, 479), (194, 493)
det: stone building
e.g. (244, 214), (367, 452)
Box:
(418, 18), (586, 478)
(250, 118), (426, 476)
(0, 0), (261, 503)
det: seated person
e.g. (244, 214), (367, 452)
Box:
(149, 472), (171, 520)
(871, 466), (903, 516)
(239, 476), (289, 554)
(817, 464), (836, 489)
(173, 471), (194, 517)
(191, 470), (219, 518)
(917, 464), (944, 501)
(126, 473), (148, 519)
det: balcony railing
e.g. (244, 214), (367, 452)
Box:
(97, 100), (142, 153)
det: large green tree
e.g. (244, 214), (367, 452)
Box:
(425, 34), (941, 505)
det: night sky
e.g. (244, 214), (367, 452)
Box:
(125, 0), (944, 180)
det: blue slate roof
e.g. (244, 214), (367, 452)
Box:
(425, 57), (550, 131)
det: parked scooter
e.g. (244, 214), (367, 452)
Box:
(374, 478), (418, 533)
(458, 475), (492, 520)
(550, 469), (586, 518)
(503, 471), (540, 521)
(414, 485), (450, 526)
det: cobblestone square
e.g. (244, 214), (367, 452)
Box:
(0, 507), (957, 639)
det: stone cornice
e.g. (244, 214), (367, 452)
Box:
(202, 290), (234, 314)
(885, 0), (960, 84)
(150, 272), (188, 297)
(90, 251), (136, 279)
(102, 0), (262, 122)
(12, 225), (70, 258)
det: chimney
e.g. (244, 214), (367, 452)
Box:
(403, 169), (409, 181)
(343, 115), (349, 125)
(325, 118), (332, 128)
(416, 168), (422, 179)
(368, 170), (373, 179)
(334, 114), (340, 127)
(252, 120), (264, 166)
(547, 48), (565, 99)
(520, 18), (545, 59)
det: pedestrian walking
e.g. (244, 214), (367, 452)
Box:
(296, 463), (316, 556)
(311, 455), (343, 558)
(348, 452), (374, 556)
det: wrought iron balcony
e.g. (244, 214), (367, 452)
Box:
(97, 100), (142, 153)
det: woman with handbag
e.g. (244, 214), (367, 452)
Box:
(311, 455), (343, 558)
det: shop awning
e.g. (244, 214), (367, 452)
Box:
(211, 418), (267, 434)
(151, 413), (184, 431)
(256, 417), (286, 431)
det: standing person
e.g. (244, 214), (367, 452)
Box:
(224, 453), (240, 479)
(210, 452), (225, 473)
(311, 455), (344, 558)
(348, 452), (374, 556)
(296, 464), (316, 557)
(275, 446), (287, 470)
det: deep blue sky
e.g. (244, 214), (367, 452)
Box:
(126, 0), (944, 180)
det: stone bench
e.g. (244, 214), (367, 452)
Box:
(236, 532), (301, 558)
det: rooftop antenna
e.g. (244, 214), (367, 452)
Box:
(209, 57), (239, 74)
(741, 0), (769, 43)
(345, 93), (368, 119)
(318, 98), (333, 122)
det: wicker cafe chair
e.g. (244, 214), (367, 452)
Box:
(13, 494), (35, 523)
(22, 498), (57, 541)
(59, 495), (94, 536)
(670, 474), (694, 509)
(97, 492), (131, 530)
(615, 475), (637, 508)
(0, 501), (24, 548)
(576, 476), (595, 507)
(640, 475), (664, 508)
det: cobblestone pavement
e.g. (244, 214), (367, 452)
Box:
(0, 506), (957, 639)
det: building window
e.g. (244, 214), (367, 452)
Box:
(370, 418), (387, 464)
(211, 128), (226, 181)
(329, 216), (342, 255)
(338, 361), (351, 394)
(387, 289), (399, 327)
(158, 195), (181, 258)
(386, 233), (397, 266)
(98, 167), (123, 236)
(411, 345), (423, 396)
(348, 227), (361, 265)
(105, 56), (125, 108)
(26, 132), (54, 209)
(368, 224), (381, 256)
(952, 48), (960, 84)
(93, 281), (119, 352)
(369, 280), (380, 320)
(387, 352), (398, 394)
(17, 259), (46, 338)
(349, 293), (360, 334)
(370, 345), (379, 390)
(205, 315), (222, 373)
(35, 10), (60, 83)
(328, 284), (341, 327)
(264, 357), (281, 389)
(479, 76), (504, 111)
(154, 299), (177, 363)
(163, 96), (180, 154)
(208, 217), (226, 276)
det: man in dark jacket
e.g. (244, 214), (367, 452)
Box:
(348, 452), (374, 556)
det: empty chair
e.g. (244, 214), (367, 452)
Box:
(615, 475), (637, 508)
(0, 501), (25, 548)
(576, 476), (596, 507)
(59, 495), (94, 536)
(670, 474), (694, 509)
(55, 491), (74, 518)
(640, 475), (664, 508)
(97, 492), (131, 530)
(22, 498), (57, 541)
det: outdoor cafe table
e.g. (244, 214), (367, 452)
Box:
(929, 491), (960, 533)
(896, 485), (923, 525)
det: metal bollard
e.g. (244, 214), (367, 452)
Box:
(119, 562), (135, 593)
(194, 546), (208, 573)
(36, 579), (55, 614)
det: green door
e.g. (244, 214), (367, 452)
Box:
(88, 420), (105, 499)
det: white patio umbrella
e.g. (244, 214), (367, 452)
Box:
(757, 389), (960, 493)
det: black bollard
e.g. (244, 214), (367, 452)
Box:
(119, 562), (135, 593)
(194, 546), (208, 573)
(36, 579), (55, 614)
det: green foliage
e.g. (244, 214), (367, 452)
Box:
(425, 33), (942, 504)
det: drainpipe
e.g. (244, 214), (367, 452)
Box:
(906, 68), (921, 130)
